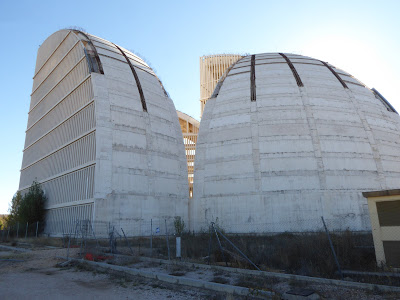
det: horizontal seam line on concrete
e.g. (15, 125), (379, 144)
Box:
(345, 81), (366, 87)
(18, 162), (96, 191)
(21, 129), (96, 171)
(29, 56), (86, 112)
(33, 31), (71, 79)
(46, 198), (95, 210)
(31, 40), (81, 94)
(23, 99), (95, 151)
(94, 44), (150, 70)
(31, 53), (85, 98)
(27, 75), (91, 130)
(227, 70), (250, 77)
(98, 53), (156, 78)
(90, 38), (149, 69)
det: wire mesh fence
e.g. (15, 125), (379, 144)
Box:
(0, 221), (44, 241)
(1, 215), (399, 286)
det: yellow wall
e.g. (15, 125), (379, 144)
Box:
(367, 194), (400, 268)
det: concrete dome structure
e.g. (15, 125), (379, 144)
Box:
(19, 30), (188, 234)
(192, 53), (400, 232)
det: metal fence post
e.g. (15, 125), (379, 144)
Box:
(89, 221), (99, 249)
(150, 219), (153, 257)
(321, 216), (343, 280)
(121, 228), (134, 256)
(79, 222), (84, 257)
(208, 226), (213, 265)
(67, 234), (71, 260)
(109, 223), (113, 255)
(176, 236), (181, 259)
(214, 225), (260, 271)
(7, 227), (10, 240)
(36, 221), (39, 238)
(165, 219), (170, 260)
(211, 223), (228, 267)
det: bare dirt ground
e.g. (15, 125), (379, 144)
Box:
(1, 244), (400, 300)
(0, 247), (220, 300)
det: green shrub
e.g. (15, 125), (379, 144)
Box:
(174, 216), (185, 236)
(6, 181), (47, 228)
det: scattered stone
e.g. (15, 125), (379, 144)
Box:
(56, 260), (72, 268)
(282, 288), (320, 300)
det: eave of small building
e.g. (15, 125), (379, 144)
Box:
(362, 189), (400, 198)
(176, 110), (200, 127)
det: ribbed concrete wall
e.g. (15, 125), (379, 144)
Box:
(20, 30), (96, 230)
(192, 53), (400, 232)
(19, 30), (188, 234)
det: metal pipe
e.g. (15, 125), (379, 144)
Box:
(250, 55), (256, 101)
(165, 219), (170, 260)
(372, 88), (398, 114)
(207, 227), (213, 265)
(321, 216), (343, 280)
(67, 234), (71, 260)
(150, 219), (153, 258)
(214, 226), (261, 271)
(121, 228), (134, 256)
(211, 223), (228, 267)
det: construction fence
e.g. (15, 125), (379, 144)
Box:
(1, 217), (399, 286)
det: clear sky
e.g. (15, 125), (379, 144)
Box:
(0, 0), (399, 214)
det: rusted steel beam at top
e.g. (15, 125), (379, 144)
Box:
(113, 43), (147, 112)
(73, 30), (104, 74)
(279, 53), (304, 87)
(210, 57), (244, 98)
(372, 88), (398, 114)
(250, 55), (256, 101)
(320, 61), (348, 89)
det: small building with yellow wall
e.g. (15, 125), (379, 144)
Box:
(363, 189), (400, 268)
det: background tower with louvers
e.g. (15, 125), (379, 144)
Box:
(199, 54), (242, 117)
(177, 111), (199, 199)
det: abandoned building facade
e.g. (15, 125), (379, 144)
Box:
(192, 53), (400, 232)
(19, 30), (400, 234)
(19, 30), (189, 234)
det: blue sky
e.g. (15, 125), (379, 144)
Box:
(0, 0), (399, 213)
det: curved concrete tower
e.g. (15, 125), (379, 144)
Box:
(192, 53), (400, 232)
(19, 30), (188, 234)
